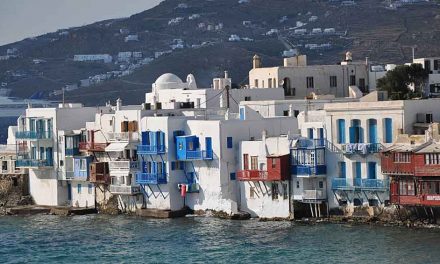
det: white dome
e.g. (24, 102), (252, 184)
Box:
(154, 73), (184, 90)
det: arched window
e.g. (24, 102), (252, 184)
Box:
(349, 119), (363, 143)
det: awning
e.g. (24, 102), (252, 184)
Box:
(105, 142), (129, 152)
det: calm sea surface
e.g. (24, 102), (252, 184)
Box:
(1, 214), (439, 264)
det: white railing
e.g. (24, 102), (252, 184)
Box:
(107, 132), (139, 142)
(109, 160), (138, 171)
(109, 185), (140, 195)
(303, 189), (326, 200)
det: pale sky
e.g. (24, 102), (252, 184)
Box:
(0, 0), (163, 46)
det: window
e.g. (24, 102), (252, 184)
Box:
(88, 184), (93, 194)
(271, 158), (277, 168)
(434, 59), (439, 71)
(399, 179), (415, 196)
(394, 153), (411, 163)
(271, 183), (279, 200)
(230, 172), (236, 180)
(60, 160), (64, 167)
(251, 156), (258, 170)
(243, 154), (249, 170)
(254, 79), (259, 87)
(330, 76), (337, 87)
(244, 96), (251, 101)
(109, 119), (113, 126)
(359, 78), (366, 91)
(77, 184), (82, 194)
(80, 159), (87, 171)
(172, 161), (184, 170)
(283, 110), (289, 117)
(337, 119), (346, 144)
(282, 183), (288, 200)
(306, 77), (314, 88)
(268, 78), (272, 88)
(319, 181), (324, 189)
(227, 137), (233, 149)
(349, 119), (363, 143)
(350, 75), (356, 86)
(425, 154), (440, 165)
(308, 128), (314, 139)
(1, 161), (7, 171)
(294, 110), (299, 117)
(368, 162), (377, 179)
(296, 181), (300, 188)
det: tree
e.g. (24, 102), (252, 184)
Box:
(377, 64), (429, 100)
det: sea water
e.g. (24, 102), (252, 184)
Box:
(1, 214), (439, 264)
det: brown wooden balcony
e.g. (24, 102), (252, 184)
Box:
(79, 142), (108, 152)
(237, 170), (268, 181)
(89, 162), (110, 184)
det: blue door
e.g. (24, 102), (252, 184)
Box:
(355, 162), (362, 179)
(67, 183), (72, 200)
(368, 119), (378, 143)
(339, 162), (346, 178)
(368, 162), (377, 179)
(350, 119), (363, 143)
(205, 137), (212, 158)
(46, 147), (53, 165)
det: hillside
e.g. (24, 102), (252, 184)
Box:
(0, 0), (439, 106)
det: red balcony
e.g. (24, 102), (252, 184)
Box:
(79, 142), (108, 152)
(237, 170), (268, 181)
(392, 194), (440, 207)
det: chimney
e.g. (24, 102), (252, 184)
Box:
(116, 98), (122, 111)
(224, 71), (229, 79)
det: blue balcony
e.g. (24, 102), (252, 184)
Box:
(15, 159), (53, 168)
(341, 143), (383, 155)
(15, 131), (52, 140)
(137, 145), (166, 155)
(65, 148), (79, 156)
(184, 150), (213, 160)
(136, 172), (167, 185)
(354, 178), (389, 190)
(176, 135), (213, 161)
(332, 178), (354, 190)
(292, 165), (327, 176)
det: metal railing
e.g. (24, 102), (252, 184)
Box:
(15, 159), (53, 168)
(135, 172), (167, 184)
(185, 150), (213, 160)
(109, 185), (140, 195)
(332, 178), (389, 190)
(15, 131), (52, 140)
(107, 132), (139, 142)
(137, 145), (166, 155)
(341, 143), (383, 154)
(303, 189), (326, 200)
(237, 170), (268, 181)
(65, 148), (79, 156)
(296, 138), (326, 149)
(108, 160), (138, 171)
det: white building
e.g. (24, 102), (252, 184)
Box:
(73, 54), (112, 63)
(249, 53), (369, 98)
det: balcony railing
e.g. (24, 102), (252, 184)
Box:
(109, 185), (140, 195)
(136, 172), (167, 185)
(303, 190), (326, 200)
(354, 178), (389, 190)
(137, 145), (166, 155)
(237, 170), (268, 181)
(109, 160), (138, 171)
(79, 142), (108, 152)
(296, 138), (326, 149)
(341, 143), (383, 155)
(292, 165), (327, 176)
(107, 132), (139, 142)
(179, 150), (213, 160)
(15, 131), (52, 140)
(15, 159), (53, 168)
(332, 178), (389, 191)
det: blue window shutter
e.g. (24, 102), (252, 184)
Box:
(355, 162), (361, 179)
(359, 127), (364, 143)
(337, 119), (346, 143)
(349, 127), (355, 143)
(77, 184), (81, 194)
(142, 131), (148, 145)
(385, 118), (393, 143)
(239, 107), (245, 120)
(171, 161), (175, 170)
(319, 128), (324, 139)
(308, 128), (313, 139)
(227, 137), (233, 149)
(340, 162), (346, 178)
(230, 172), (236, 180)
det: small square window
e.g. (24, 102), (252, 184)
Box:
(230, 172), (236, 180)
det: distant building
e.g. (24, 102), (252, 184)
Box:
(124, 35), (139, 42)
(73, 54), (112, 63)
